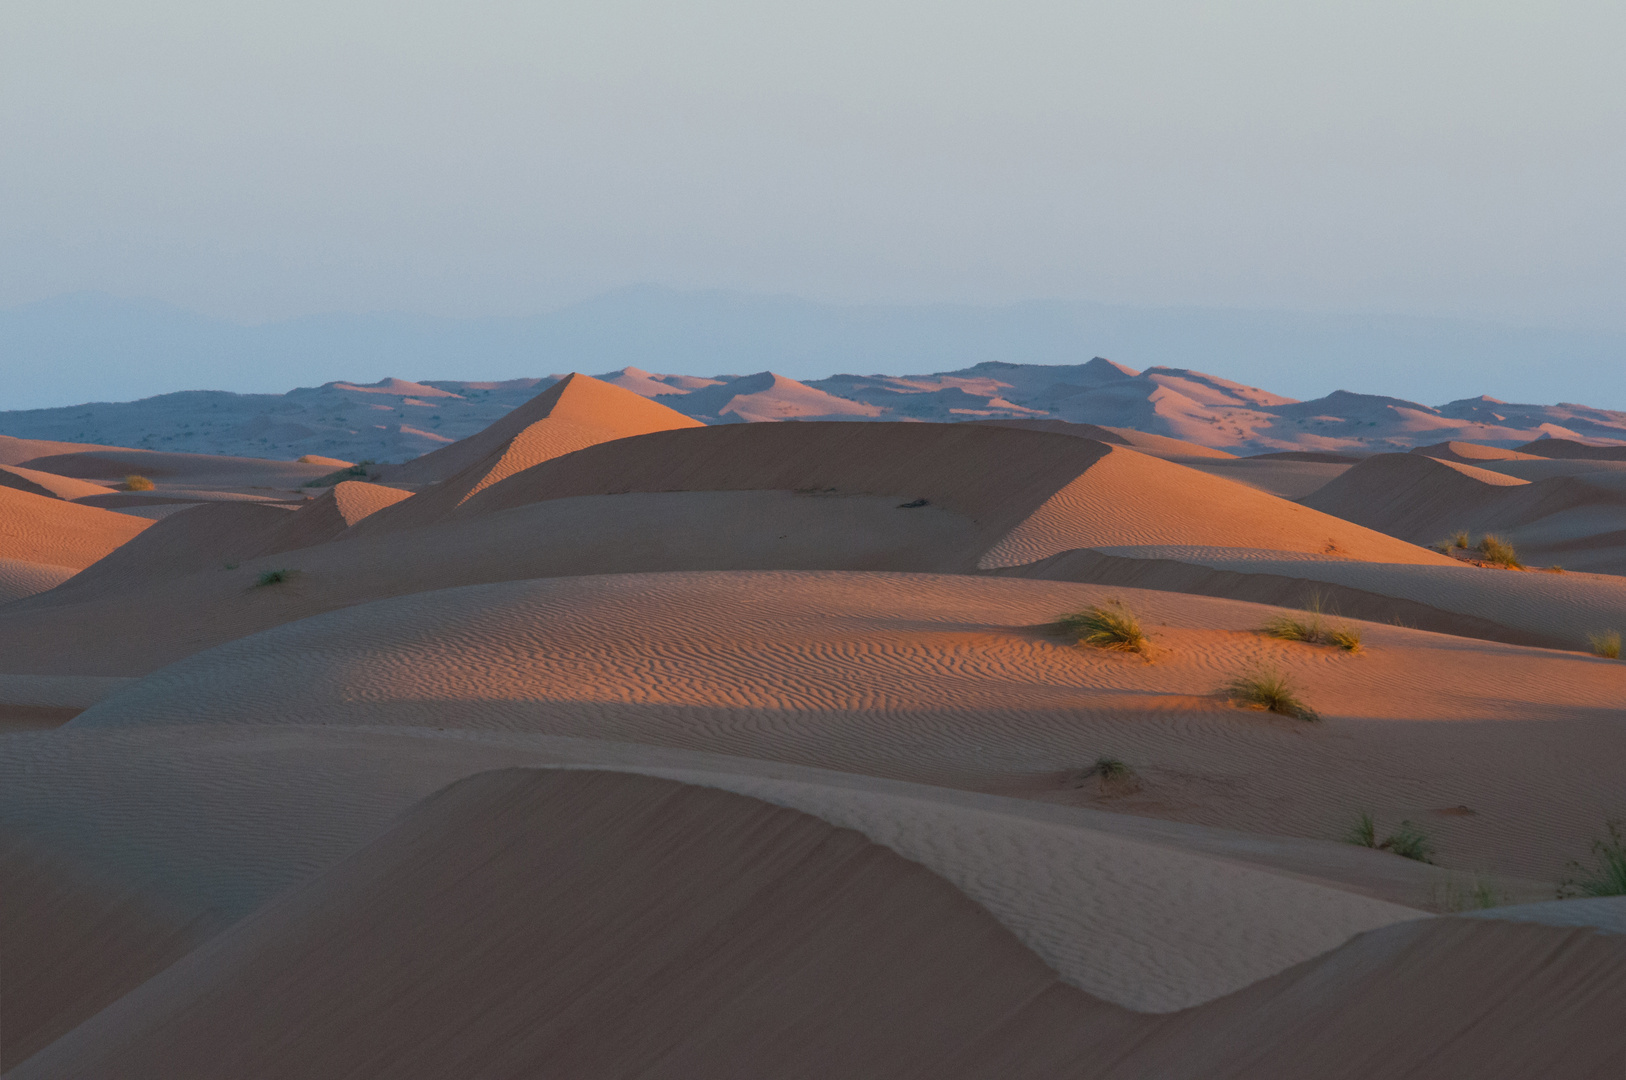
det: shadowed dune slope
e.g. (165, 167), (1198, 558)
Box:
(1411, 440), (1542, 464)
(380, 372), (703, 486)
(0, 486), (150, 570)
(49, 484), (410, 600)
(0, 558), (77, 605)
(0, 435), (126, 468)
(1515, 437), (1626, 461)
(48, 503), (296, 597)
(17, 448), (332, 489)
(16, 769), (1623, 1079)
(436, 422), (1448, 568)
(10, 769), (1136, 1080)
(0, 831), (216, 1068)
(0, 465), (114, 501)
(1304, 452), (1626, 572)
(974, 418), (1235, 460)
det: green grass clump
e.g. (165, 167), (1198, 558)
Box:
(254, 569), (292, 587)
(1476, 534), (1524, 569)
(1224, 667), (1319, 721)
(1559, 820), (1626, 898)
(1451, 530), (1470, 549)
(1261, 612), (1363, 654)
(1093, 757), (1133, 781)
(1345, 812), (1434, 862)
(1589, 630), (1622, 660)
(1055, 601), (1148, 654)
(123, 474), (155, 491)
(1383, 820), (1435, 863)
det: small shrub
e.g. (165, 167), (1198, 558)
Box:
(1477, 534), (1524, 569)
(1224, 667), (1319, 721)
(1589, 630), (1622, 660)
(254, 568), (292, 587)
(303, 460), (376, 487)
(1559, 819), (1626, 898)
(1094, 757), (1132, 781)
(1451, 530), (1470, 550)
(1069, 756), (1141, 794)
(123, 474), (155, 491)
(1326, 626), (1363, 653)
(1347, 811), (1377, 848)
(1055, 601), (1147, 654)
(1381, 820), (1435, 863)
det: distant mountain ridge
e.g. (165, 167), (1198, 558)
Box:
(5, 287), (1625, 412)
(1, 360), (1622, 463)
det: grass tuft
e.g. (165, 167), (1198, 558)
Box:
(1451, 530), (1470, 549)
(123, 474), (155, 491)
(1476, 534), (1524, 569)
(1345, 812), (1435, 862)
(254, 568), (292, 587)
(1559, 819), (1626, 898)
(1381, 820), (1435, 863)
(1261, 612), (1362, 653)
(1224, 667), (1319, 721)
(1055, 601), (1148, 654)
(1589, 630), (1622, 660)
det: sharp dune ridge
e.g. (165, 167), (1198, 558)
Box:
(3, 370), (1625, 1074)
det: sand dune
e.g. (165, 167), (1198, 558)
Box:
(0, 435), (125, 468)
(11, 769), (1133, 1079)
(5, 370), (1623, 1075)
(0, 830), (216, 1065)
(1411, 439), (1543, 464)
(0, 464), (114, 501)
(1304, 451), (1626, 573)
(380, 372), (702, 487)
(446, 423), (1447, 569)
(975, 417), (1236, 460)
(67, 571), (1626, 884)
(11, 766), (1619, 1078)
(0, 486), (150, 571)
(1516, 437), (1626, 460)
(17, 447), (334, 491)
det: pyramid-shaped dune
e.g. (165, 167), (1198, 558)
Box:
(363, 374), (703, 532)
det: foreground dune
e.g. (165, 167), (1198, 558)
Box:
(10, 767), (1622, 1079)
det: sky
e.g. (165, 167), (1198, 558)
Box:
(2, 1), (1624, 336)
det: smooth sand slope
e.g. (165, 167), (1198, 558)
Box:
(975, 417), (1236, 460)
(12, 768), (1622, 1079)
(0, 465), (115, 502)
(70, 572), (1626, 885)
(0, 486), (149, 572)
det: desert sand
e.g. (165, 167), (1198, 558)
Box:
(2, 370), (1622, 1076)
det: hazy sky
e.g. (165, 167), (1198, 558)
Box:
(3, 1), (1623, 328)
